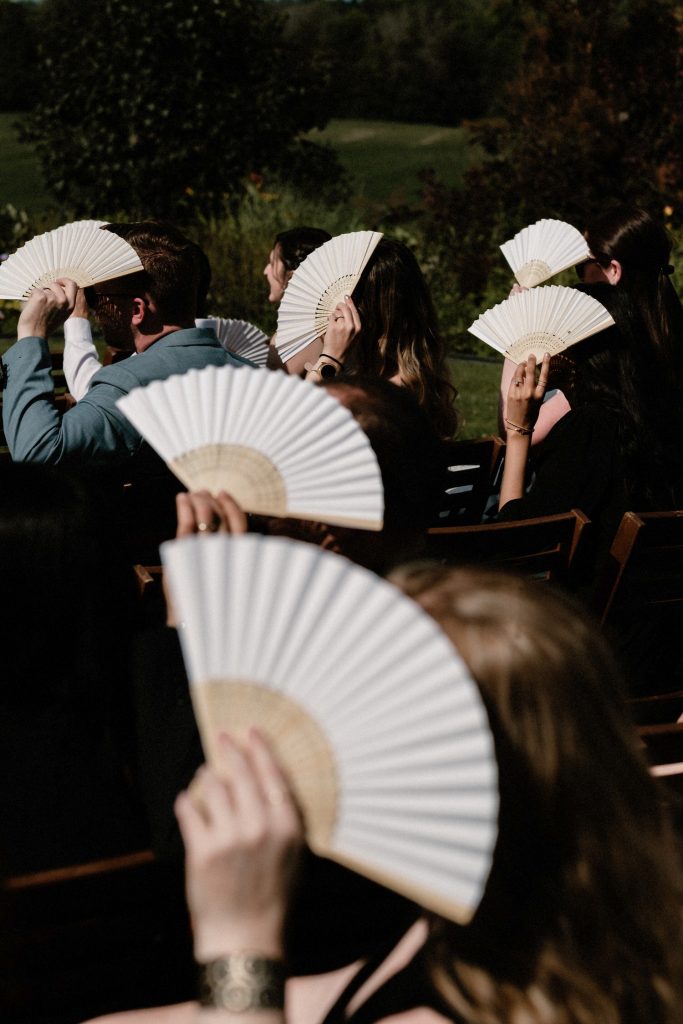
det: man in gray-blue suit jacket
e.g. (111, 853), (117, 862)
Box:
(0, 222), (253, 556)
(1, 222), (251, 469)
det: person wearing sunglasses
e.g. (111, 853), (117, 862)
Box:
(1, 222), (254, 557)
(499, 205), (683, 447)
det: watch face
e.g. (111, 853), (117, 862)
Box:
(319, 362), (337, 379)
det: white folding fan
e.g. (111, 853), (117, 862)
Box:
(500, 218), (590, 288)
(468, 284), (615, 362)
(196, 317), (269, 367)
(162, 533), (499, 924)
(0, 220), (144, 300)
(116, 363), (384, 529)
(275, 230), (383, 363)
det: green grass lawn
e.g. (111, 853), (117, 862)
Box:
(451, 356), (501, 439)
(308, 119), (473, 206)
(0, 113), (472, 216)
(0, 112), (50, 215)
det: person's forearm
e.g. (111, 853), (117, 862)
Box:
(63, 316), (101, 400)
(499, 434), (531, 508)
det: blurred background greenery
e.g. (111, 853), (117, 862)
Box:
(2, 0), (682, 438)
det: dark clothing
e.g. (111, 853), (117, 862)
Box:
(320, 943), (460, 1024)
(497, 404), (628, 558)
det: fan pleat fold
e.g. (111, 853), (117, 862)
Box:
(117, 365), (384, 529)
(161, 534), (499, 924)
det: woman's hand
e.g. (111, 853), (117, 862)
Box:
(176, 491), (248, 538)
(505, 352), (551, 436)
(175, 730), (303, 962)
(499, 352), (550, 509)
(320, 295), (361, 365)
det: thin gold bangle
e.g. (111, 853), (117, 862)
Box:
(506, 418), (533, 436)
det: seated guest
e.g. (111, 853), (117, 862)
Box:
(1, 221), (252, 468)
(279, 237), (458, 441)
(265, 226), (332, 371)
(264, 227), (332, 306)
(497, 283), (683, 545)
(2, 222), (254, 558)
(93, 566), (683, 1023)
(63, 231), (213, 401)
(499, 205), (683, 443)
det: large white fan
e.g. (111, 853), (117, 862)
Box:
(0, 220), (144, 300)
(196, 317), (269, 367)
(500, 219), (590, 288)
(275, 230), (383, 363)
(162, 533), (498, 924)
(468, 285), (615, 362)
(116, 363), (384, 529)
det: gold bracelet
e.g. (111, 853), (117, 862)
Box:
(198, 954), (285, 1012)
(505, 418), (533, 436)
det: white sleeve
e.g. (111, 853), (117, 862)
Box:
(63, 317), (102, 401)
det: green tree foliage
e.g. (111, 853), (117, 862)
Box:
(22, 0), (344, 219)
(281, 0), (525, 126)
(0, 0), (39, 111)
(420, 0), (683, 300)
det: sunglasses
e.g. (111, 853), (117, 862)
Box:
(84, 285), (138, 309)
(575, 254), (610, 281)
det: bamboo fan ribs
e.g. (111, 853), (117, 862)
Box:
(500, 219), (590, 288)
(0, 220), (144, 300)
(116, 363), (384, 529)
(468, 285), (615, 362)
(197, 317), (269, 367)
(275, 230), (383, 363)
(161, 533), (499, 924)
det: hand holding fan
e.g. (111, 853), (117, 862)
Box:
(275, 231), (383, 363)
(161, 533), (498, 924)
(116, 363), (384, 529)
(500, 219), (590, 288)
(196, 317), (269, 367)
(0, 220), (144, 300)
(468, 285), (615, 362)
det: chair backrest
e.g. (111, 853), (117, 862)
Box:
(432, 436), (505, 527)
(591, 510), (683, 625)
(426, 508), (590, 586)
(1, 850), (194, 1023)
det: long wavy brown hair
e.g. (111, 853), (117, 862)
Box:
(345, 237), (459, 440)
(392, 564), (683, 1024)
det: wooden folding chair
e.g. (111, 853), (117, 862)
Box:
(1, 850), (194, 1024)
(591, 510), (683, 625)
(431, 436), (505, 527)
(591, 510), (683, 696)
(426, 508), (590, 586)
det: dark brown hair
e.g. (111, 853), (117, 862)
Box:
(103, 221), (203, 324)
(346, 237), (459, 441)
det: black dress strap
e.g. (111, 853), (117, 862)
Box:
(320, 945), (462, 1024)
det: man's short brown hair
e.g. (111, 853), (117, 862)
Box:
(103, 221), (204, 324)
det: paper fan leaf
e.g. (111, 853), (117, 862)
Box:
(500, 219), (590, 288)
(0, 220), (144, 300)
(197, 317), (269, 367)
(275, 231), (383, 363)
(116, 364), (384, 530)
(161, 533), (499, 924)
(468, 285), (615, 362)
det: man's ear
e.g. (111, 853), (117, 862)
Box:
(131, 294), (156, 325)
(606, 259), (622, 285)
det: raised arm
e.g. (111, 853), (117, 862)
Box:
(175, 731), (303, 1024)
(63, 288), (102, 400)
(499, 353), (550, 509)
